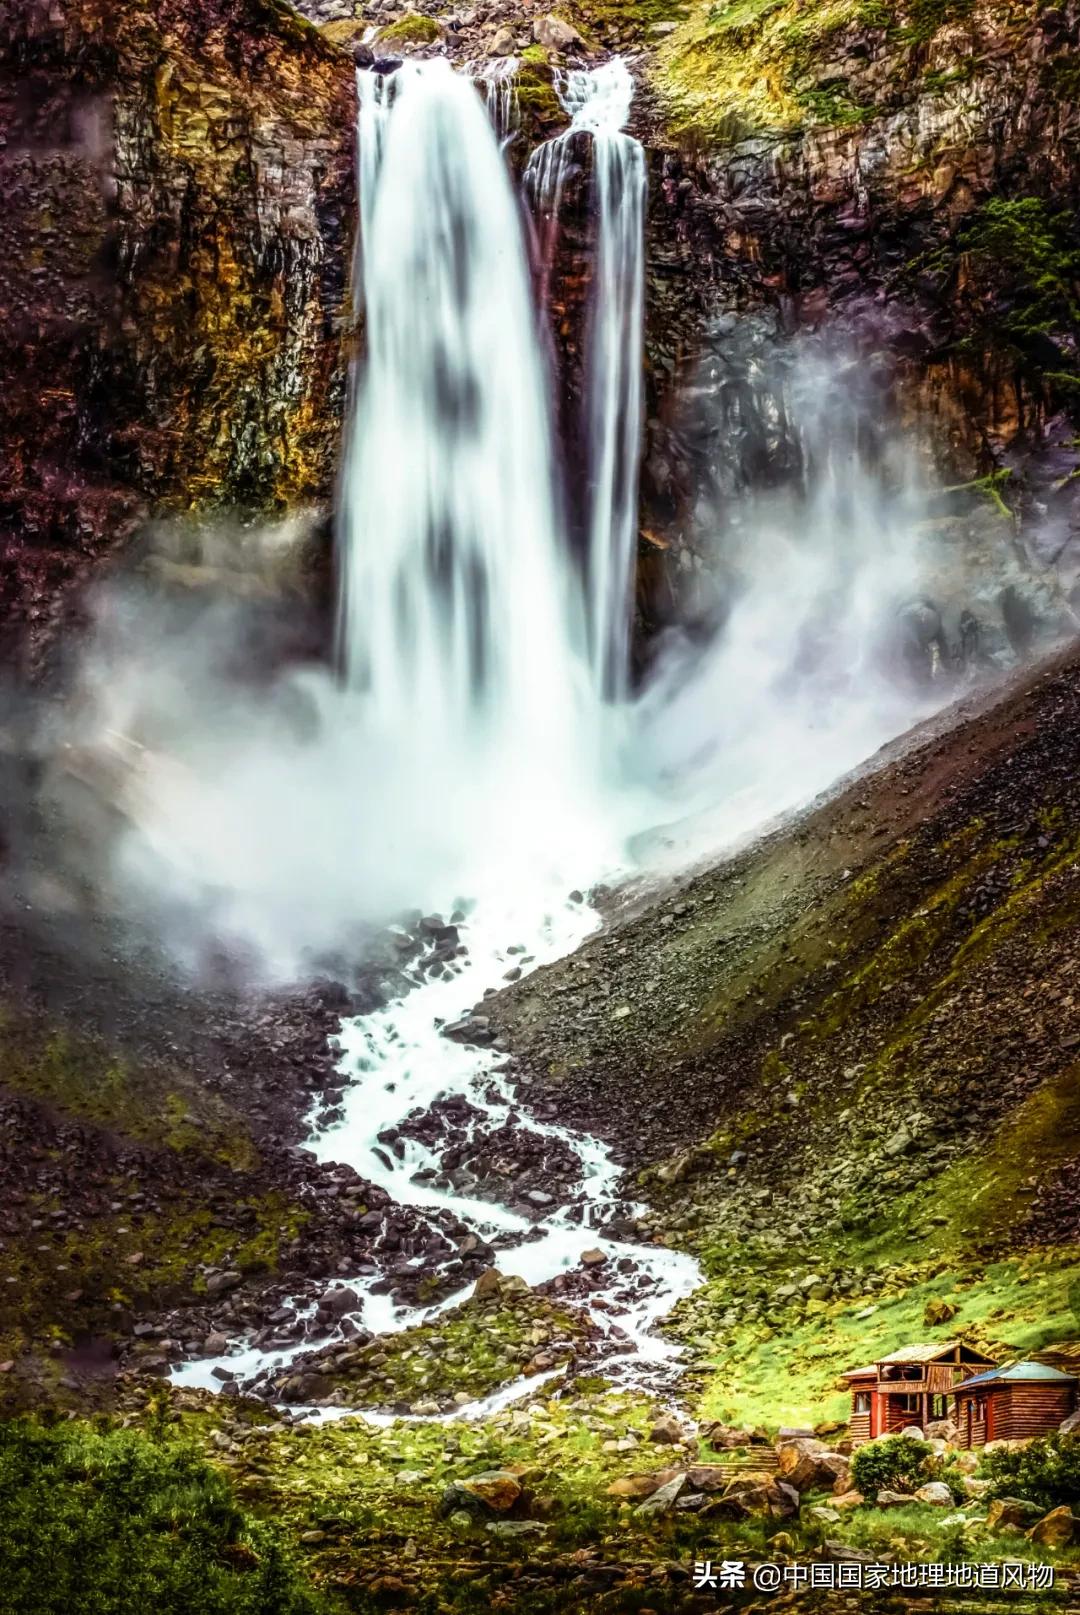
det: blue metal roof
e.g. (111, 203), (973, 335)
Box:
(954, 1360), (1077, 1392)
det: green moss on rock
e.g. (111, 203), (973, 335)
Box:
(376, 12), (443, 45)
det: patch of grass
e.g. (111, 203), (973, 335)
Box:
(689, 1251), (1080, 1431)
(0, 1014), (257, 1171)
(275, 1285), (592, 1409)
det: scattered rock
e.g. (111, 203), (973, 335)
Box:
(532, 13), (583, 50)
(635, 1474), (687, 1516)
(987, 1496), (1044, 1531)
(649, 1413), (688, 1445)
(1027, 1504), (1079, 1548)
(441, 1470), (523, 1517)
(913, 1481), (954, 1507)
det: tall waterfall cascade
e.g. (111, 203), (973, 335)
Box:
(337, 61), (608, 903)
(526, 60), (646, 701)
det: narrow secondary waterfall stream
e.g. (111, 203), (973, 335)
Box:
(175, 57), (700, 1421)
(527, 60), (646, 701)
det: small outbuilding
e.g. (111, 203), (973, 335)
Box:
(953, 1360), (1078, 1449)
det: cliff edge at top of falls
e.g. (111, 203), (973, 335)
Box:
(1, 0), (357, 670)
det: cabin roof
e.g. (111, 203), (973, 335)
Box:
(877, 1341), (996, 1366)
(878, 1341), (961, 1365)
(843, 1365), (878, 1380)
(955, 1360), (1079, 1392)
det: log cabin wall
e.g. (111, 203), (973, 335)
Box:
(993, 1385), (1075, 1441)
(849, 1408), (871, 1444)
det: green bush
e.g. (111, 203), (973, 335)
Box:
(0, 1419), (327, 1615)
(983, 1434), (1080, 1513)
(850, 1435), (934, 1500)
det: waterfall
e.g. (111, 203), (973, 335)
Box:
(337, 61), (607, 906)
(477, 57), (519, 145)
(526, 60), (646, 701)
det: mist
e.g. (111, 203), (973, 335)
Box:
(21, 331), (1071, 984)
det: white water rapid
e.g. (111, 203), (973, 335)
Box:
(173, 59), (699, 1420)
(527, 60), (646, 700)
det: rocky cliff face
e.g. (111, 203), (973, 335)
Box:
(1, 0), (356, 668)
(637, 0), (1080, 623)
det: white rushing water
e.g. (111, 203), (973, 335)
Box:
(173, 59), (698, 1418)
(527, 60), (646, 700)
(477, 56), (519, 145)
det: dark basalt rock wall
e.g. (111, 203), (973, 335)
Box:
(1, 0), (356, 669)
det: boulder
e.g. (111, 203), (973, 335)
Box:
(685, 1465), (736, 1494)
(441, 1470), (522, 1517)
(705, 1422), (766, 1448)
(532, 13), (584, 50)
(833, 1489), (865, 1510)
(877, 1489), (913, 1507)
(1027, 1505), (1079, 1549)
(898, 1424), (925, 1439)
(318, 1285), (360, 1318)
(1059, 1410), (1080, 1435)
(205, 1271), (242, 1298)
(987, 1496), (1044, 1532)
(606, 1469), (679, 1500)
(961, 1476), (992, 1498)
(925, 1418), (959, 1443)
(777, 1439), (849, 1493)
(649, 1413), (689, 1445)
(717, 1477), (800, 1520)
(809, 1505), (841, 1524)
(472, 1268), (503, 1300)
(635, 1474), (687, 1516)
(913, 1481), (954, 1507)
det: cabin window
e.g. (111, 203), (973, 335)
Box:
(975, 1397), (987, 1421)
(931, 1395), (946, 1418)
(853, 1391), (871, 1414)
(899, 1393), (921, 1413)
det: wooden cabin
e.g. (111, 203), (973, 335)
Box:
(843, 1342), (998, 1444)
(953, 1361), (1078, 1449)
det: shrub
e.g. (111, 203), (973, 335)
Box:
(983, 1434), (1080, 1513)
(850, 1435), (934, 1500)
(0, 1419), (327, 1615)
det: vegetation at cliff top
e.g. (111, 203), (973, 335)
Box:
(652, 0), (1012, 139)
